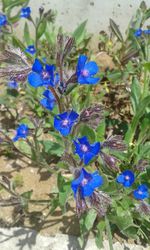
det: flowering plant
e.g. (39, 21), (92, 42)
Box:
(0, 1), (150, 249)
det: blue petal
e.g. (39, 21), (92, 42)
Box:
(32, 59), (43, 73)
(59, 126), (72, 136)
(91, 142), (100, 155)
(86, 77), (100, 84)
(84, 61), (99, 75)
(46, 64), (55, 74)
(77, 55), (87, 72)
(43, 89), (55, 101)
(73, 140), (84, 159)
(138, 184), (148, 192)
(28, 72), (43, 88)
(58, 112), (68, 120)
(123, 170), (135, 184)
(68, 110), (79, 121)
(89, 172), (103, 189)
(82, 168), (92, 180)
(40, 98), (54, 110)
(12, 136), (19, 142)
(116, 174), (124, 184)
(123, 180), (132, 187)
(54, 116), (62, 131)
(82, 185), (94, 197)
(71, 169), (84, 196)
(78, 136), (89, 145)
(84, 152), (94, 165)
(133, 190), (149, 200)
(78, 75), (88, 84)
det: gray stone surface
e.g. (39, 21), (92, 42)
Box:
(0, 227), (149, 250)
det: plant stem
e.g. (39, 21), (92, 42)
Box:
(49, 86), (62, 113)
(105, 215), (114, 250)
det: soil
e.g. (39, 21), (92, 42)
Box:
(0, 155), (80, 237)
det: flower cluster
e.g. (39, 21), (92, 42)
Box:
(10, 49), (149, 221)
(117, 170), (149, 200)
(0, 13), (7, 28)
(13, 124), (29, 142)
(71, 168), (111, 217)
(134, 28), (150, 37)
(20, 7), (31, 18)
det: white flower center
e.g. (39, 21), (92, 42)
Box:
(62, 119), (69, 126)
(42, 71), (50, 80)
(138, 190), (143, 195)
(82, 69), (89, 77)
(81, 178), (88, 186)
(81, 144), (88, 152)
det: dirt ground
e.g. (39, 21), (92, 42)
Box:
(0, 155), (80, 237)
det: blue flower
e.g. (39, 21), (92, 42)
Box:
(76, 55), (100, 85)
(40, 89), (56, 111)
(133, 184), (149, 200)
(134, 29), (142, 37)
(116, 170), (135, 187)
(0, 13), (7, 27)
(13, 124), (29, 142)
(73, 136), (100, 165)
(143, 29), (150, 35)
(71, 168), (103, 198)
(25, 45), (36, 55)
(54, 110), (79, 136)
(28, 59), (57, 88)
(20, 7), (31, 18)
(8, 80), (19, 89)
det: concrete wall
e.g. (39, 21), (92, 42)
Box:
(25, 0), (150, 33)
(1, 0), (150, 47)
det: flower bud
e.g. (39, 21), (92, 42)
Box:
(100, 151), (120, 171)
(135, 201), (150, 216)
(102, 135), (127, 151)
(135, 159), (149, 172)
(80, 104), (104, 130)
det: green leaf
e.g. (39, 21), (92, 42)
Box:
(95, 220), (105, 249)
(37, 20), (47, 39)
(57, 173), (72, 212)
(125, 95), (150, 143)
(80, 124), (96, 142)
(107, 70), (122, 82)
(143, 62), (150, 71)
(41, 140), (64, 157)
(131, 77), (141, 113)
(17, 140), (32, 156)
(109, 19), (123, 42)
(122, 226), (139, 239)
(108, 212), (134, 231)
(96, 121), (106, 141)
(85, 209), (97, 231)
(24, 22), (31, 45)
(73, 20), (87, 45)
(12, 36), (26, 50)
(19, 117), (35, 129)
(21, 190), (33, 200)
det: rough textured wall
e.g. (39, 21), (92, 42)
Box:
(25, 0), (150, 33)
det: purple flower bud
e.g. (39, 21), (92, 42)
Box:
(135, 160), (149, 172)
(80, 104), (104, 130)
(39, 6), (44, 15)
(76, 187), (88, 217)
(135, 201), (150, 216)
(100, 151), (120, 171)
(102, 135), (127, 151)
(89, 190), (111, 217)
